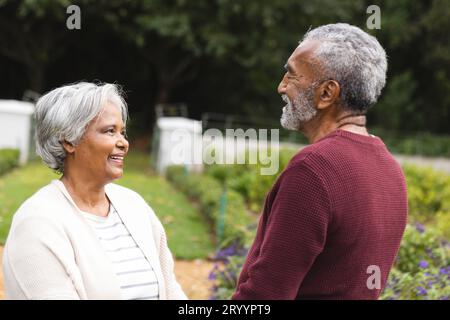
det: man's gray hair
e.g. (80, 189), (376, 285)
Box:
(302, 23), (387, 112)
(35, 82), (128, 174)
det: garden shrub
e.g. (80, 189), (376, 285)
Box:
(205, 147), (298, 213)
(208, 242), (249, 300)
(381, 224), (450, 300)
(372, 129), (450, 158)
(394, 224), (449, 274)
(166, 165), (254, 247)
(403, 165), (450, 238)
(0, 148), (20, 176)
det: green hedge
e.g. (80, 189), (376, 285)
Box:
(0, 148), (20, 176)
(380, 224), (450, 300)
(283, 130), (450, 158)
(205, 148), (297, 213)
(403, 164), (450, 238)
(166, 165), (255, 248)
(371, 129), (450, 158)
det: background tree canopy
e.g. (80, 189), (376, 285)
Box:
(0, 0), (449, 138)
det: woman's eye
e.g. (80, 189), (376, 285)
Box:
(105, 128), (126, 137)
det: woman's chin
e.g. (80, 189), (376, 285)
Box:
(106, 169), (124, 182)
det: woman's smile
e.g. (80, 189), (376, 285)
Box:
(108, 153), (125, 166)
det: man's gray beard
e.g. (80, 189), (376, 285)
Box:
(280, 87), (317, 131)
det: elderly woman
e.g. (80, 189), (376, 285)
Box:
(2, 82), (187, 300)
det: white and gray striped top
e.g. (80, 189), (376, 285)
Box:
(81, 203), (160, 300)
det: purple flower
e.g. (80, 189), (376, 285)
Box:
(425, 248), (435, 259)
(416, 286), (427, 296)
(208, 271), (216, 280)
(215, 242), (248, 260)
(215, 247), (233, 260)
(414, 223), (425, 233)
(439, 267), (448, 275)
(418, 260), (429, 269)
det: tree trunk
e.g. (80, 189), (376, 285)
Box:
(155, 84), (171, 105)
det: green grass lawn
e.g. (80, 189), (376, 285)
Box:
(0, 152), (214, 259)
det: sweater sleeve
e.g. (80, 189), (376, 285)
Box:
(147, 206), (188, 300)
(233, 163), (332, 299)
(157, 222), (188, 300)
(3, 216), (80, 300)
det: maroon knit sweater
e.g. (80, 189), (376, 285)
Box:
(232, 129), (408, 300)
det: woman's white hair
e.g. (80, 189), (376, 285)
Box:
(35, 82), (128, 174)
(302, 23), (387, 112)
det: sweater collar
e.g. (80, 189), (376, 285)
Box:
(316, 129), (385, 146)
(50, 179), (123, 298)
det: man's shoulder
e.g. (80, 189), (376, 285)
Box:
(287, 130), (389, 170)
(286, 136), (339, 171)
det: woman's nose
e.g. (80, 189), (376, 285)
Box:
(117, 136), (129, 151)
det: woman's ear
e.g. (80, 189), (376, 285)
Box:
(316, 80), (341, 110)
(62, 140), (76, 154)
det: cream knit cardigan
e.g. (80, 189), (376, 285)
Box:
(2, 180), (188, 300)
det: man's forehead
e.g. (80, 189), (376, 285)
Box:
(287, 40), (321, 67)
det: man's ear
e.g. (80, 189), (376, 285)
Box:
(316, 80), (340, 110)
(62, 140), (76, 154)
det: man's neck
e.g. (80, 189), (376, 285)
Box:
(301, 111), (368, 144)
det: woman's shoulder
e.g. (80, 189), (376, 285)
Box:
(7, 182), (72, 241)
(13, 182), (66, 220)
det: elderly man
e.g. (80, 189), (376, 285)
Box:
(232, 23), (408, 300)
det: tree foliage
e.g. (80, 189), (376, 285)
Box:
(0, 0), (449, 135)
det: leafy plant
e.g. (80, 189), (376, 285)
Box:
(0, 148), (19, 176)
(166, 165), (255, 247)
(381, 224), (450, 300)
(403, 164), (450, 237)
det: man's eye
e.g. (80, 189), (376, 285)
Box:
(287, 74), (302, 80)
